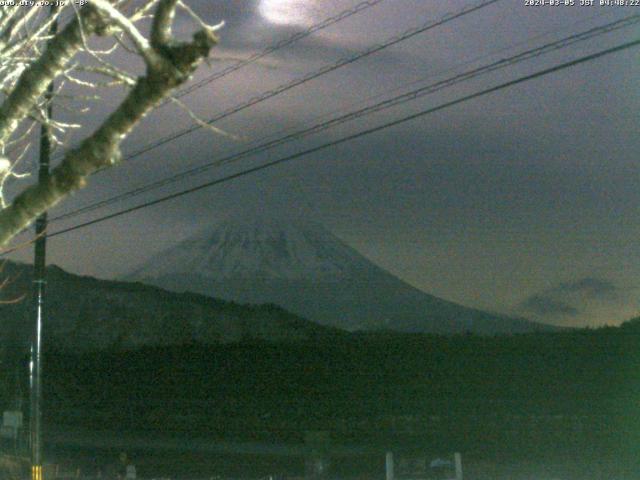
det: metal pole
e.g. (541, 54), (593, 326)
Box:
(30, 104), (50, 480)
(385, 451), (394, 480)
(454, 452), (463, 480)
(30, 8), (57, 480)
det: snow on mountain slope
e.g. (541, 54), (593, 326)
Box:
(128, 214), (551, 334)
(129, 215), (376, 281)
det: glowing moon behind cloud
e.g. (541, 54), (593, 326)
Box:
(259, 0), (315, 26)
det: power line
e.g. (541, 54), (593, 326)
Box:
(106, 0), (504, 164)
(173, 0), (388, 99)
(47, 0), (388, 165)
(45, 38), (640, 239)
(49, 13), (640, 223)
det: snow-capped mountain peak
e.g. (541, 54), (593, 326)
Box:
(128, 214), (549, 334)
(130, 214), (371, 281)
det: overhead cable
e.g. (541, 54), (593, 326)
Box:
(45, 38), (640, 239)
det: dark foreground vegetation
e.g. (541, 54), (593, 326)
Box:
(49, 321), (640, 441)
(1, 319), (639, 477)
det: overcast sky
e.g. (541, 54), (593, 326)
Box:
(7, 0), (640, 327)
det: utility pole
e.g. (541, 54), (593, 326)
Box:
(30, 8), (57, 480)
(30, 89), (51, 480)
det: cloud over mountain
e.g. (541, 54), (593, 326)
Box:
(519, 295), (579, 317)
(516, 277), (637, 326)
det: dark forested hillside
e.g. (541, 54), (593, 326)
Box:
(20, 321), (638, 460)
(0, 261), (340, 354)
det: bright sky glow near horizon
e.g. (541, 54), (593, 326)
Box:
(5, 0), (640, 328)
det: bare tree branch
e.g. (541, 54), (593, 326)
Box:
(0, 5), (107, 146)
(151, 0), (178, 48)
(88, 0), (162, 67)
(0, 0), (220, 246)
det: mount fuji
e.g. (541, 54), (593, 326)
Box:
(128, 215), (549, 334)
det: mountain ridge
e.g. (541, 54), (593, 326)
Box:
(0, 261), (341, 353)
(128, 215), (552, 334)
